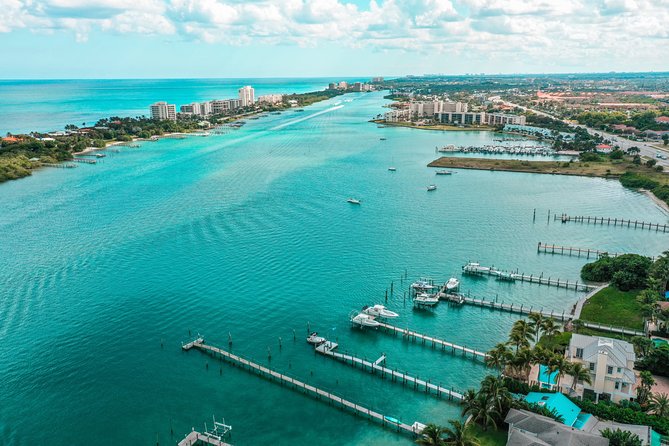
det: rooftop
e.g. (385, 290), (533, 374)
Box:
(523, 392), (582, 428)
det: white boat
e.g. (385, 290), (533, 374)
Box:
(427, 184), (437, 191)
(362, 304), (399, 319)
(347, 198), (361, 205)
(351, 313), (381, 328)
(411, 278), (435, 290)
(414, 293), (439, 306)
(445, 277), (460, 291)
(306, 332), (326, 345)
(388, 167), (396, 171)
(435, 170), (452, 175)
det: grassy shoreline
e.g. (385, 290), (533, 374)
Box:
(372, 119), (495, 132)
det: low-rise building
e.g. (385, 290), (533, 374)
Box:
(486, 113), (526, 126)
(655, 116), (669, 125)
(436, 111), (485, 125)
(257, 94), (284, 104)
(505, 409), (608, 446)
(150, 102), (176, 121)
(567, 334), (636, 402)
(210, 99), (241, 114)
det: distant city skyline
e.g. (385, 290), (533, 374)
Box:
(1, 0), (668, 79)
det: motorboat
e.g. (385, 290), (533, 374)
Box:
(347, 198), (361, 205)
(380, 137), (387, 140)
(410, 278), (435, 291)
(95, 153), (106, 158)
(427, 185), (437, 191)
(350, 312), (381, 328)
(306, 332), (326, 345)
(435, 170), (452, 175)
(445, 277), (460, 291)
(362, 305), (399, 319)
(388, 167), (397, 171)
(414, 293), (439, 306)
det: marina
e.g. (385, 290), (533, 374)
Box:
(437, 144), (555, 156)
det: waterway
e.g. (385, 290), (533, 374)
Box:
(0, 91), (667, 445)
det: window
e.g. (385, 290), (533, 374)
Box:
(617, 367), (621, 373)
(607, 366), (613, 374)
(589, 363), (595, 371)
(615, 382), (620, 390)
(576, 348), (584, 359)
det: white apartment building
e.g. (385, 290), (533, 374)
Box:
(238, 86), (255, 107)
(180, 101), (212, 116)
(338, 81), (348, 89)
(383, 109), (411, 122)
(150, 102), (176, 121)
(485, 112), (526, 126)
(257, 94), (284, 104)
(436, 111), (485, 125)
(567, 334), (636, 403)
(211, 99), (241, 114)
(408, 100), (468, 119)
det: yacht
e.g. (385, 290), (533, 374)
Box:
(388, 167), (397, 172)
(362, 305), (399, 319)
(445, 277), (460, 291)
(410, 278), (435, 291)
(306, 332), (326, 345)
(350, 313), (381, 328)
(414, 293), (440, 306)
(435, 170), (452, 175)
(427, 184), (437, 191)
(347, 198), (361, 205)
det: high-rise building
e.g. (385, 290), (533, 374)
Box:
(150, 102), (176, 121)
(238, 86), (255, 107)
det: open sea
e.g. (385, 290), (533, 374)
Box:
(0, 82), (668, 445)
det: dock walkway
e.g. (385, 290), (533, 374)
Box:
(183, 339), (424, 436)
(178, 430), (232, 446)
(537, 242), (656, 261)
(462, 263), (595, 292)
(315, 342), (463, 400)
(373, 321), (489, 360)
(555, 214), (669, 233)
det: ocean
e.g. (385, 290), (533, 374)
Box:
(0, 85), (667, 445)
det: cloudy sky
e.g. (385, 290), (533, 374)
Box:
(1, 0), (668, 78)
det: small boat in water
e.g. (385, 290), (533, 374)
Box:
(95, 153), (106, 158)
(414, 293), (439, 306)
(362, 305), (399, 319)
(350, 312), (381, 328)
(435, 170), (452, 175)
(388, 167), (397, 172)
(411, 278), (435, 291)
(380, 137), (387, 141)
(446, 277), (460, 291)
(306, 332), (326, 345)
(347, 198), (361, 205)
(427, 185), (437, 191)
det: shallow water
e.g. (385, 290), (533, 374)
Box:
(0, 91), (667, 445)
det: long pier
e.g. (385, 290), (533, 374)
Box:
(314, 342), (463, 400)
(555, 214), (669, 233)
(462, 263), (595, 292)
(373, 321), (489, 360)
(183, 338), (424, 436)
(72, 157), (97, 164)
(537, 242), (657, 262)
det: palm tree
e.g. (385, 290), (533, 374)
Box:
(485, 343), (511, 375)
(510, 348), (534, 380)
(528, 312), (545, 340)
(508, 330), (531, 352)
(442, 420), (480, 446)
(548, 355), (570, 390)
(541, 319), (560, 337)
(416, 423), (446, 446)
(480, 375), (512, 414)
(600, 428), (643, 446)
(568, 362), (592, 394)
(461, 391), (499, 431)
(649, 393), (669, 418)
(510, 320), (536, 348)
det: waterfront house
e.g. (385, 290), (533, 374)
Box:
(567, 334), (636, 403)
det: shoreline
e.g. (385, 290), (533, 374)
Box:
(641, 189), (669, 213)
(372, 119), (495, 132)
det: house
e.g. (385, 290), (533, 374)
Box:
(655, 116), (669, 125)
(644, 130), (669, 139)
(505, 409), (608, 446)
(567, 334), (636, 402)
(595, 144), (613, 154)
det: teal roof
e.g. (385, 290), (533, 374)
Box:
(524, 392), (583, 428)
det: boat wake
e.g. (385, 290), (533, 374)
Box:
(270, 105), (344, 130)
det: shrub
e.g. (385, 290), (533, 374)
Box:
(571, 398), (669, 435)
(581, 254), (651, 289)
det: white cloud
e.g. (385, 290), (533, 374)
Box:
(0, 0), (668, 69)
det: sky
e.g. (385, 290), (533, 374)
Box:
(1, 0), (668, 79)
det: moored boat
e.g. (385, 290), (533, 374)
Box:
(350, 312), (381, 328)
(306, 332), (326, 345)
(362, 304), (399, 319)
(445, 277), (460, 291)
(410, 278), (435, 291)
(413, 293), (439, 306)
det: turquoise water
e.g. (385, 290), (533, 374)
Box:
(0, 91), (668, 445)
(0, 78), (364, 134)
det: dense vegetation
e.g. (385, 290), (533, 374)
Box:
(572, 398), (669, 435)
(575, 110), (669, 132)
(580, 254), (652, 290)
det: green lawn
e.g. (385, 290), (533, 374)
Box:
(470, 424), (508, 446)
(579, 286), (645, 330)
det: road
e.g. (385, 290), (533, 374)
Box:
(503, 101), (669, 168)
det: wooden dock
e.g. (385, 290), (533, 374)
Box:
(537, 242), (655, 261)
(72, 157), (97, 164)
(462, 262), (595, 292)
(178, 430), (232, 446)
(183, 339), (425, 436)
(314, 342), (463, 400)
(373, 321), (489, 360)
(555, 214), (669, 233)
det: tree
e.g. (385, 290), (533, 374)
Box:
(442, 420), (480, 446)
(486, 343), (511, 375)
(416, 423), (447, 446)
(631, 336), (654, 357)
(649, 393), (669, 418)
(541, 319), (560, 337)
(600, 428), (643, 446)
(646, 159), (657, 168)
(509, 320), (535, 351)
(663, 134), (668, 146)
(461, 390), (499, 431)
(528, 312), (545, 339)
(637, 371), (655, 405)
(568, 362), (592, 393)
(480, 375), (512, 415)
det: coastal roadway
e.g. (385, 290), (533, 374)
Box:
(502, 100), (669, 169)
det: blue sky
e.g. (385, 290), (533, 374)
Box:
(1, 0), (668, 79)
